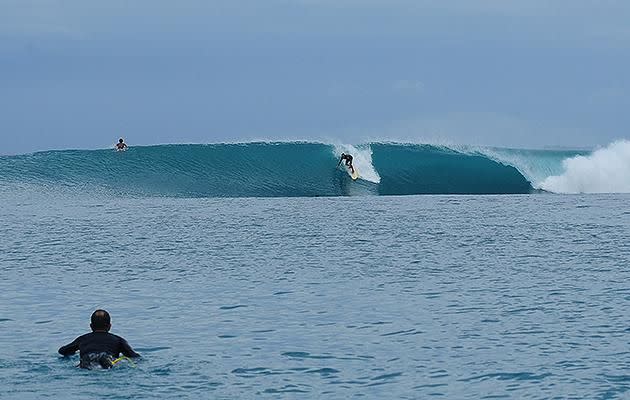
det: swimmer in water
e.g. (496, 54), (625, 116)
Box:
(58, 309), (140, 369)
(115, 138), (128, 151)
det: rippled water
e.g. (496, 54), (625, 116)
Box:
(1, 194), (629, 399)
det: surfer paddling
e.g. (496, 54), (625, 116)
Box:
(337, 153), (355, 174)
(115, 138), (128, 151)
(58, 309), (140, 369)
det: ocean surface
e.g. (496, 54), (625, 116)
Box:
(1, 142), (629, 399)
(1, 140), (628, 197)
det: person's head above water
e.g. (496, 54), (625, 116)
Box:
(119, 138), (124, 143)
(90, 309), (111, 332)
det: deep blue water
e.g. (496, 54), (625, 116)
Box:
(1, 191), (629, 399)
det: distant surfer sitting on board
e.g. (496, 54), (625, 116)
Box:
(58, 309), (140, 369)
(115, 138), (128, 151)
(337, 153), (355, 173)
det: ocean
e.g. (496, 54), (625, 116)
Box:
(1, 141), (629, 399)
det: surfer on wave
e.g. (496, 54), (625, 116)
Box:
(337, 153), (355, 174)
(115, 138), (128, 151)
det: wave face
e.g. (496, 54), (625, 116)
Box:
(0, 141), (622, 198)
(371, 144), (531, 195)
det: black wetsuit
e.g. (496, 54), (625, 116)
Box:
(59, 331), (140, 369)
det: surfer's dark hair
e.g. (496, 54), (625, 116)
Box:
(119, 138), (124, 143)
(91, 309), (111, 330)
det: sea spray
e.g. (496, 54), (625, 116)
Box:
(472, 146), (583, 189)
(539, 140), (630, 193)
(332, 144), (381, 183)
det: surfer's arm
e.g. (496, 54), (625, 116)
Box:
(58, 338), (80, 356)
(120, 338), (141, 358)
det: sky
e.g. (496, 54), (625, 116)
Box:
(1, 0), (630, 154)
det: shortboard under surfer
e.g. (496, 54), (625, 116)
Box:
(337, 153), (355, 174)
(115, 138), (128, 151)
(58, 309), (140, 369)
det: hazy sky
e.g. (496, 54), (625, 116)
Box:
(1, 0), (629, 154)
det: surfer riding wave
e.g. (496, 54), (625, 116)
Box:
(337, 153), (355, 174)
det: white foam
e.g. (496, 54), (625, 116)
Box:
(539, 140), (630, 193)
(333, 144), (381, 183)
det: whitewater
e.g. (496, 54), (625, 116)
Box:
(0, 140), (628, 197)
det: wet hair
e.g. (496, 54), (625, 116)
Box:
(90, 309), (111, 330)
(119, 138), (124, 143)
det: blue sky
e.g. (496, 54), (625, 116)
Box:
(1, 0), (629, 154)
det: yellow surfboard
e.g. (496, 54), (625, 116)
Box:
(348, 166), (360, 181)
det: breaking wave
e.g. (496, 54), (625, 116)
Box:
(0, 140), (626, 197)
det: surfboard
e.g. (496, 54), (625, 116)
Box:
(348, 166), (359, 181)
(111, 356), (136, 368)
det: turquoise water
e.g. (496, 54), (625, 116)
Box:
(0, 142), (587, 196)
(1, 190), (629, 398)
